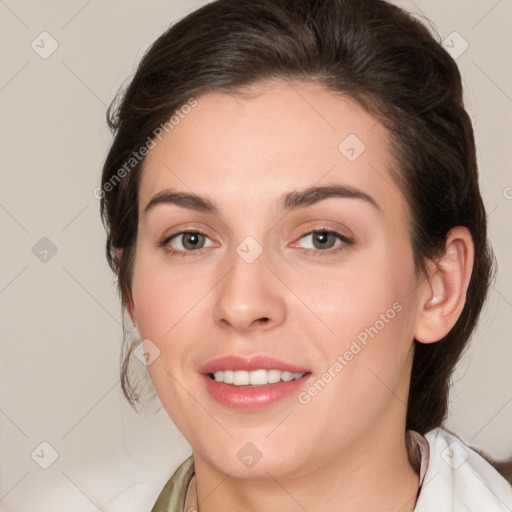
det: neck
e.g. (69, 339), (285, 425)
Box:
(191, 426), (420, 512)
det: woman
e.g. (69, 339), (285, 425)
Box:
(100, 0), (512, 510)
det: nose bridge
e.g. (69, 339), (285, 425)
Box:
(212, 238), (285, 330)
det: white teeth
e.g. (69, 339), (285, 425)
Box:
(233, 371), (249, 385)
(267, 369), (281, 384)
(212, 369), (305, 386)
(249, 369), (267, 385)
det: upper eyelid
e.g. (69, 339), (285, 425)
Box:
(162, 226), (210, 240)
(297, 227), (350, 239)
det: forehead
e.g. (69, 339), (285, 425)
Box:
(139, 81), (407, 219)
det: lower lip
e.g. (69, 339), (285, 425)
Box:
(201, 373), (312, 411)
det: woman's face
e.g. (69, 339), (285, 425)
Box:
(129, 81), (427, 479)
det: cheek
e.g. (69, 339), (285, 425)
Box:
(291, 251), (415, 339)
(292, 268), (416, 426)
(285, 245), (419, 402)
(130, 252), (210, 424)
(131, 248), (211, 340)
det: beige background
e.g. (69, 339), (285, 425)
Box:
(1, 0), (511, 510)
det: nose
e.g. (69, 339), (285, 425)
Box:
(212, 245), (286, 333)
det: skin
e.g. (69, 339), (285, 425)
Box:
(126, 81), (473, 512)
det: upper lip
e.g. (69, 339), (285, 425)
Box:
(198, 355), (310, 374)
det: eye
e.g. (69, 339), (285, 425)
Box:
(162, 230), (216, 254)
(294, 229), (353, 254)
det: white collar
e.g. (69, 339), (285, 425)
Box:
(411, 427), (512, 511)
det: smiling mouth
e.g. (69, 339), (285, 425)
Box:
(207, 369), (310, 386)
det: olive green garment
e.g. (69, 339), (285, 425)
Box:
(151, 455), (195, 512)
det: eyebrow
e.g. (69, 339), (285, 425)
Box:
(143, 184), (381, 215)
(281, 184), (381, 213)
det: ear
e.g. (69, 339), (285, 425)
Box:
(116, 248), (138, 329)
(414, 226), (474, 344)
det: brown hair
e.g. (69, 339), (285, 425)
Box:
(100, 0), (494, 434)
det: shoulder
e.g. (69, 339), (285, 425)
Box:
(414, 427), (512, 512)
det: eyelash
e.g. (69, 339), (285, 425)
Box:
(159, 228), (353, 258)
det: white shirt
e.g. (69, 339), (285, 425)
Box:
(412, 428), (512, 511)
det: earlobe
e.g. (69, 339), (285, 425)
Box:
(414, 227), (474, 344)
